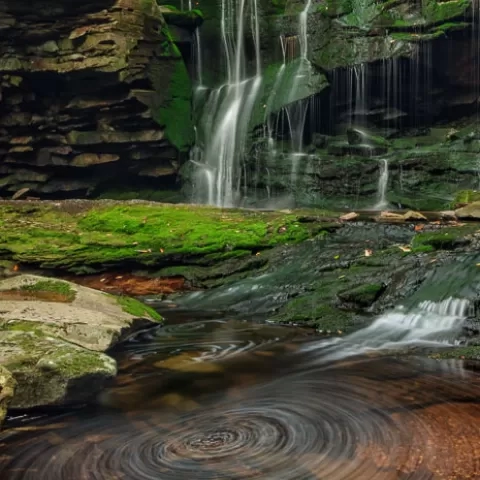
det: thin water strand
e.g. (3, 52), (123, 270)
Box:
(374, 158), (389, 209)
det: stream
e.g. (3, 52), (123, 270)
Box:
(0, 300), (479, 479)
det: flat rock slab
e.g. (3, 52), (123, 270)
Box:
(0, 274), (159, 351)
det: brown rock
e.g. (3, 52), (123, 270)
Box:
(402, 210), (428, 221)
(339, 212), (359, 221)
(375, 211), (405, 222)
(11, 187), (30, 200)
(72, 153), (120, 167)
(455, 201), (480, 220)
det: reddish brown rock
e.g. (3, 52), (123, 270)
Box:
(67, 273), (189, 296)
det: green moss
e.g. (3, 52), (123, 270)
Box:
(161, 4), (180, 10)
(19, 280), (76, 302)
(50, 348), (112, 377)
(162, 9), (203, 28)
(0, 202), (335, 275)
(277, 296), (357, 332)
(412, 226), (477, 250)
(115, 295), (163, 321)
(269, 0), (288, 14)
(337, 283), (384, 306)
(410, 245), (435, 254)
(453, 190), (480, 206)
(422, 0), (470, 24)
(0, 320), (46, 336)
(153, 59), (193, 152)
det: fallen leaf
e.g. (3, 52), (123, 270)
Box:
(334, 255), (340, 260)
(414, 224), (425, 231)
(364, 249), (373, 257)
(398, 246), (411, 252)
(159, 248), (164, 253)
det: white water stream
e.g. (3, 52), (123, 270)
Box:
(374, 158), (389, 209)
(192, 0), (262, 207)
(303, 297), (470, 361)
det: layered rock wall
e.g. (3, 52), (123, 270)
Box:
(0, 0), (194, 199)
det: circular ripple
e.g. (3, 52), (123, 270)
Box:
(1, 356), (480, 479)
(116, 320), (302, 362)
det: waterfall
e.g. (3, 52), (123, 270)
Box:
(192, 0), (262, 207)
(374, 158), (389, 209)
(299, 0), (312, 60)
(188, 0), (203, 86)
(353, 63), (367, 119)
(284, 0), (313, 184)
(264, 36), (288, 159)
(302, 297), (470, 362)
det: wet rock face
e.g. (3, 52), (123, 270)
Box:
(0, 0), (194, 199)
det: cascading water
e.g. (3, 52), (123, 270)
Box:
(191, 0), (262, 207)
(188, 0), (203, 87)
(374, 158), (389, 209)
(303, 297), (470, 362)
(284, 0), (313, 183)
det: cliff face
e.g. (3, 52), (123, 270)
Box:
(0, 0), (194, 199)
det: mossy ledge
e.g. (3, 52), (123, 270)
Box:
(0, 200), (338, 275)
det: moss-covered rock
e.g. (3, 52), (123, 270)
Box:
(0, 200), (336, 275)
(337, 282), (385, 307)
(0, 273), (165, 410)
(411, 226), (477, 250)
(0, 274), (163, 351)
(0, 328), (116, 409)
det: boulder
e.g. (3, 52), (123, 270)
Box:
(455, 201), (480, 220)
(0, 329), (116, 409)
(0, 274), (162, 409)
(402, 210), (427, 221)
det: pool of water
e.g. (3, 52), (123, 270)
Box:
(0, 314), (479, 479)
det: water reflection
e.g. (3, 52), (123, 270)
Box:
(0, 319), (479, 479)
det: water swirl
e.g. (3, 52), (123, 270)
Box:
(1, 353), (479, 480)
